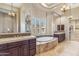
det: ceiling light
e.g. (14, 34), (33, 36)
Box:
(60, 4), (70, 12)
(62, 5), (66, 8)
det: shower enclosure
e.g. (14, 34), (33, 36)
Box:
(69, 19), (79, 41)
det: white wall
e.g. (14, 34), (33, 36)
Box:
(54, 16), (69, 40)
(20, 4), (32, 32)
(20, 4), (54, 35)
(47, 13), (54, 35)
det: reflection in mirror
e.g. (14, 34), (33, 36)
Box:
(25, 14), (31, 32)
(0, 8), (17, 33)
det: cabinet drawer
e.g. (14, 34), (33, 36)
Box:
(7, 41), (22, 48)
(8, 46), (19, 56)
(29, 42), (36, 46)
(30, 45), (36, 50)
(23, 48), (29, 56)
(22, 40), (29, 45)
(0, 50), (9, 56)
(0, 44), (7, 50)
(20, 45), (29, 56)
(29, 39), (36, 43)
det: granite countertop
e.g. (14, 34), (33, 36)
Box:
(0, 35), (36, 45)
(0, 32), (30, 35)
(54, 31), (65, 34)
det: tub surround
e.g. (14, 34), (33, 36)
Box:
(36, 37), (58, 45)
(0, 35), (36, 56)
(36, 41), (79, 56)
(36, 37), (58, 54)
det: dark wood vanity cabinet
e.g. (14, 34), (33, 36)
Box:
(20, 40), (29, 56)
(0, 50), (9, 56)
(20, 45), (29, 56)
(54, 33), (65, 42)
(21, 39), (36, 56)
(8, 46), (20, 56)
(0, 44), (9, 56)
(0, 43), (20, 56)
(0, 38), (36, 56)
(29, 39), (36, 56)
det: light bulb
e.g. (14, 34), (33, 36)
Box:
(66, 6), (70, 10)
(8, 12), (11, 16)
(60, 8), (63, 11)
(12, 12), (15, 16)
(62, 5), (66, 8)
(7, 28), (10, 32)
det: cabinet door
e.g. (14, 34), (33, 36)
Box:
(57, 25), (61, 31)
(61, 25), (64, 31)
(20, 45), (29, 56)
(29, 39), (36, 56)
(0, 50), (9, 56)
(29, 49), (36, 56)
(8, 47), (19, 56)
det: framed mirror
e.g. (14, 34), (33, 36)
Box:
(0, 8), (17, 33)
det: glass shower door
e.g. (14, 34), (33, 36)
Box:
(69, 20), (79, 41)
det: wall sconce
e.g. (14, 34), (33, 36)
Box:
(68, 16), (73, 19)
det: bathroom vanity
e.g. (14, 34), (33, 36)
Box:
(54, 24), (65, 42)
(54, 32), (65, 42)
(0, 33), (36, 56)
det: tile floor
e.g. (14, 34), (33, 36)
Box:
(36, 40), (79, 56)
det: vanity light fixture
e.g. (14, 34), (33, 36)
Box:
(8, 11), (15, 16)
(8, 3), (16, 17)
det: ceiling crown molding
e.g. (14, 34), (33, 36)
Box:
(41, 3), (60, 9)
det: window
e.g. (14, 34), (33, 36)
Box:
(31, 17), (47, 35)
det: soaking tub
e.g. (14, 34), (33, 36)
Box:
(36, 36), (58, 54)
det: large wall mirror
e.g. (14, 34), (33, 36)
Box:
(0, 3), (34, 34)
(0, 8), (17, 33)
